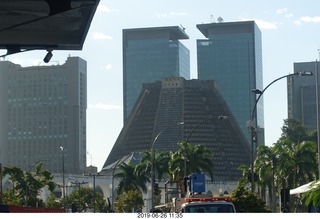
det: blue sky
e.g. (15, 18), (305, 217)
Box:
(3, 0), (320, 171)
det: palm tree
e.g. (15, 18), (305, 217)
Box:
(254, 144), (276, 212)
(274, 140), (318, 189)
(273, 139), (318, 212)
(168, 142), (214, 195)
(114, 162), (150, 195)
(178, 142), (214, 179)
(136, 149), (171, 182)
(302, 180), (320, 208)
(238, 164), (250, 185)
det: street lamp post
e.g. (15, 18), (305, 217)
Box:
(150, 122), (184, 211)
(184, 115), (228, 180)
(60, 146), (66, 212)
(249, 71), (313, 192)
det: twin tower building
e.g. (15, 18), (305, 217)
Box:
(0, 21), (264, 181)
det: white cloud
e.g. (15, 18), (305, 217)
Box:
(92, 32), (112, 40)
(106, 64), (112, 70)
(294, 20), (302, 26)
(276, 8), (293, 18)
(156, 11), (187, 18)
(285, 13), (294, 18)
(300, 16), (320, 23)
(240, 19), (278, 30)
(97, 4), (116, 13)
(255, 20), (278, 30)
(88, 103), (122, 110)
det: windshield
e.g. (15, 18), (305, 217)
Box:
(183, 203), (235, 213)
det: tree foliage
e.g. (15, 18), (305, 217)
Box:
(168, 142), (214, 195)
(302, 181), (320, 207)
(3, 162), (55, 207)
(114, 189), (144, 213)
(252, 118), (319, 212)
(115, 161), (150, 195)
(66, 187), (110, 212)
(231, 183), (271, 212)
(136, 149), (171, 181)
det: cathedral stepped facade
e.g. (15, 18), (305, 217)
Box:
(103, 77), (250, 181)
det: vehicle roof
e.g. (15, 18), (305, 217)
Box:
(182, 201), (234, 206)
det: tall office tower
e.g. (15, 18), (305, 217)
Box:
(196, 21), (264, 146)
(0, 56), (87, 174)
(288, 61), (318, 131)
(102, 77), (250, 181)
(122, 26), (190, 124)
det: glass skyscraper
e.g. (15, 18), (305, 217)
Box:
(196, 21), (264, 145)
(122, 26), (190, 124)
(0, 57), (87, 174)
(288, 61), (318, 131)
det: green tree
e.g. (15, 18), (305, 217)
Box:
(136, 149), (171, 181)
(237, 164), (250, 185)
(45, 193), (62, 209)
(302, 180), (320, 208)
(3, 163), (55, 207)
(254, 144), (276, 212)
(231, 183), (271, 212)
(66, 187), (110, 212)
(114, 189), (144, 213)
(274, 140), (317, 190)
(281, 118), (309, 143)
(243, 119), (320, 212)
(115, 162), (150, 195)
(168, 142), (214, 196)
(136, 150), (170, 206)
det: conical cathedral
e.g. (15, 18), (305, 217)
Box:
(102, 77), (250, 181)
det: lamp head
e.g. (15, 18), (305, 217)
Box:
(298, 71), (313, 76)
(43, 49), (53, 63)
(251, 88), (263, 94)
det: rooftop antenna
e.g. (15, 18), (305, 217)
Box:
(180, 24), (186, 31)
(217, 16), (224, 23)
(210, 14), (215, 23)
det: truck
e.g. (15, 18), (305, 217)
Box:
(179, 195), (236, 213)
(171, 173), (236, 213)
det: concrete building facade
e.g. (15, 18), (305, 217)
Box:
(0, 56), (87, 174)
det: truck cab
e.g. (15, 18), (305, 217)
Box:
(172, 173), (236, 213)
(181, 200), (236, 213)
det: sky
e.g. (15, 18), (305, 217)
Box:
(2, 0), (320, 171)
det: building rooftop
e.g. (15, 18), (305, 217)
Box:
(196, 20), (255, 38)
(123, 26), (189, 40)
